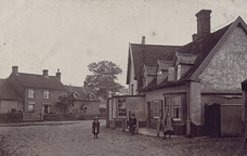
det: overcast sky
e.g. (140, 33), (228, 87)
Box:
(0, 0), (247, 86)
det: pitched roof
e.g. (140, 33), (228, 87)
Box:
(141, 19), (238, 92)
(144, 65), (156, 76)
(0, 79), (21, 100)
(127, 44), (181, 84)
(181, 23), (232, 79)
(65, 85), (99, 101)
(13, 73), (65, 90)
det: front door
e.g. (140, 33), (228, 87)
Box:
(42, 104), (51, 114)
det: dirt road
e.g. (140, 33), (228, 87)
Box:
(0, 120), (246, 156)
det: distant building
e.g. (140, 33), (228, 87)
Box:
(0, 66), (102, 121)
(108, 9), (247, 137)
(65, 85), (102, 118)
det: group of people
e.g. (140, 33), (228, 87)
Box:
(91, 113), (174, 139)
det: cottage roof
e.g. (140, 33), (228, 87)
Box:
(144, 65), (156, 76)
(158, 60), (173, 70)
(65, 85), (99, 101)
(127, 44), (181, 84)
(140, 17), (247, 92)
(0, 79), (21, 100)
(12, 73), (65, 90)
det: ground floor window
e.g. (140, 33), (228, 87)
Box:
(152, 100), (162, 118)
(27, 102), (35, 113)
(117, 98), (127, 117)
(170, 96), (182, 121)
(163, 95), (183, 121)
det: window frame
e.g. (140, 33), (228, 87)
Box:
(28, 89), (34, 99)
(152, 100), (162, 119)
(43, 90), (50, 99)
(170, 95), (182, 121)
(27, 102), (35, 113)
(117, 98), (127, 118)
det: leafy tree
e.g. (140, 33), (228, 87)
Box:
(57, 94), (75, 113)
(84, 60), (124, 99)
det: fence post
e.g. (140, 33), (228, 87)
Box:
(136, 120), (139, 134)
(113, 118), (116, 129)
(122, 118), (126, 131)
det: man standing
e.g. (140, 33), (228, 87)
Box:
(129, 113), (137, 135)
(92, 117), (100, 139)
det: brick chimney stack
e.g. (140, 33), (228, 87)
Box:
(12, 66), (18, 75)
(141, 36), (145, 45)
(43, 69), (48, 77)
(196, 9), (212, 39)
(56, 69), (61, 82)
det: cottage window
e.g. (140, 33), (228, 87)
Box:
(28, 89), (34, 98)
(152, 100), (161, 118)
(27, 102), (35, 112)
(44, 90), (50, 99)
(117, 98), (126, 117)
(171, 96), (182, 120)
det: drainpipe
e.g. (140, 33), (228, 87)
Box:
(186, 81), (191, 137)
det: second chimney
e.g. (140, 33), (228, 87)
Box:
(56, 69), (61, 82)
(141, 36), (145, 45)
(196, 9), (212, 38)
(12, 66), (18, 75)
(43, 69), (48, 77)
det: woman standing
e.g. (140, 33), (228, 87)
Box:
(163, 113), (174, 139)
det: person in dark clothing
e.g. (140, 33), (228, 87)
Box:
(163, 113), (174, 139)
(92, 117), (100, 139)
(129, 114), (137, 135)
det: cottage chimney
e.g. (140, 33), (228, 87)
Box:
(12, 66), (18, 74)
(42, 69), (48, 77)
(56, 69), (61, 82)
(196, 9), (212, 38)
(141, 36), (145, 45)
(192, 33), (198, 41)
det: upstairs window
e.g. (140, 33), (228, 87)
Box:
(28, 89), (34, 98)
(44, 90), (50, 99)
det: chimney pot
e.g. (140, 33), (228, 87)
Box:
(141, 36), (146, 45)
(196, 9), (212, 38)
(43, 69), (48, 77)
(12, 66), (18, 74)
(56, 69), (61, 82)
(192, 33), (198, 41)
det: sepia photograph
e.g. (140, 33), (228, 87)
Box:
(0, 0), (247, 155)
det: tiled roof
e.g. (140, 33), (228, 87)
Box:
(176, 52), (198, 65)
(127, 44), (181, 85)
(65, 85), (99, 101)
(14, 73), (65, 90)
(0, 79), (21, 100)
(158, 60), (173, 70)
(144, 65), (156, 76)
(181, 23), (231, 79)
(140, 22), (232, 92)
